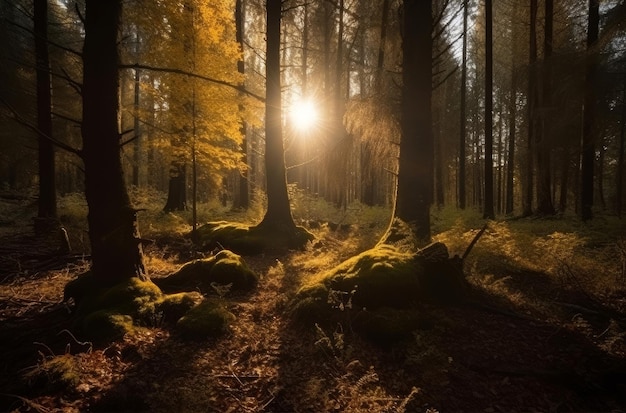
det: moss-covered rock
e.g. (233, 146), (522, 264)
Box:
(194, 221), (314, 255)
(156, 291), (204, 323)
(75, 276), (163, 319)
(154, 250), (258, 294)
(292, 242), (467, 344)
(295, 245), (422, 315)
(176, 299), (235, 339)
(23, 354), (81, 392)
(81, 311), (138, 342)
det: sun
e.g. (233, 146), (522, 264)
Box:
(289, 98), (319, 131)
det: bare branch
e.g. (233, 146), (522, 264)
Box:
(0, 96), (82, 157)
(119, 63), (266, 103)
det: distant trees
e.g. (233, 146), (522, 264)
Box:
(1, 0), (626, 253)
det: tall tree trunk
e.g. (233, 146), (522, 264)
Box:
(483, 0), (495, 219)
(34, 0), (56, 225)
(257, 0), (296, 231)
(82, 0), (146, 282)
(505, 78), (516, 215)
(581, 0), (599, 221)
(536, 0), (555, 215)
(132, 66), (141, 187)
(396, 0), (433, 243)
(459, 0), (468, 210)
(558, 147), (570, 212)
(616, 81), (626, 217)
(523, 0), (538, 217)
(233, 0), (249, 210)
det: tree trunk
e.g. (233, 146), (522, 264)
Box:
(483, 0), (495, 219)
(581, 0), (599, 221)
(616, 81), (626, 217)
(536, 0), (555, 215)
(163, 162), (187, 212)
(82, 0), (146, 283)
(396, 0), (433, 243)
(558, 147), (570, 213)
(35, 0), (56, 224)
(505, 78), (516, 215)
(231, 0), (249, 211)
(523, 0), (538, 217)
(257, 0), (296, 232)
(459, 0), (468, 210)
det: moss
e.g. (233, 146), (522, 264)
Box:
(194, 221), (315, 255)
(23, 354), (81, 391)
(296, 244), (421, 312)
(81, 311), (137, 343)
(155, 250), (258, 294)
(292, 243), (464, 344)
(76, 276), (163, 318)
(209, 250), (258, 291)
(156, 292), (204, 323)
(176, 299), (235, 339)
(195, 221), (262, 254)
(69, 277), (164, 343)
(155, 257), (218, 291)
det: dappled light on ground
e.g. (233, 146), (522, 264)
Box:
(1, 195), (625, 412)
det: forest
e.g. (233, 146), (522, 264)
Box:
(1, 0), (626, 412)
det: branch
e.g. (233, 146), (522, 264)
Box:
(52, 111), (81, 125)
(462, 223), (488, 261)
(119, 63), (266, 103)
(59, 67), (83, 96)
(0, 95), (82, 157)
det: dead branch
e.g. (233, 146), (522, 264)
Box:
(462, 223), (488, 261)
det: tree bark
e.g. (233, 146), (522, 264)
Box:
(257, 0), (297, 232)
(459, 0), (468, 210)
(82, 0), (146, 282)
(483, 0), (495, 219)
(616, 81), (626, 217)
(396, 0), (433, 243)
(536, 0), (555, 215)
(232, 0), (249, 210)
(35, 0), (56, 222)
(163, 162), (187, 212)
(523, 0), (538, 217)
(581, 0), (599, 221)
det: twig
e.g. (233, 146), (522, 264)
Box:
(0, 393), (51, 413)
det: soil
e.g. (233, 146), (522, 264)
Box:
(1, 221), (626, 412)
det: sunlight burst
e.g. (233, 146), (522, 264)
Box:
(289, 99), (319, 132)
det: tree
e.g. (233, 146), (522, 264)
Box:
(581, 0), (599, 221)
(232, 0), (249, 210)
(82, 0), (146, 282)
(34, 0), (57, 231)
(459, 0), (468, 210)
(483, 0), (495, 219)
(254, 0), (303, 245)
(523, 0), (538, 217)
(395, 0), (433, 243)
(536, 0), (556, 215)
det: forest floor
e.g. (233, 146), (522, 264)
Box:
(1, 193), (626, 412)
